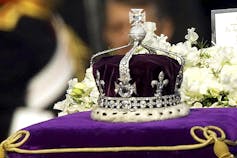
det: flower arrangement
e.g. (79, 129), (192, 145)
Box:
(54, 68), (99, 116)
(54, 23), (237, 116)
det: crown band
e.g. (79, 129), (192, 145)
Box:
(99, 94), (181, 110)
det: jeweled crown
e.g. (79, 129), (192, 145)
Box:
(90, 9), (189, 122)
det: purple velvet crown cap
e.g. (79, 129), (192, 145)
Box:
(93, 54), (181, 97)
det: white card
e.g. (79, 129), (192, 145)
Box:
(211, 8), (237, 47)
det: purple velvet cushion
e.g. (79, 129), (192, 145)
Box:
(8, 108), (237, 158)
(93, 54), (181, 97)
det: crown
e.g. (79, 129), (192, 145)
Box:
(90, 9), (189, 122)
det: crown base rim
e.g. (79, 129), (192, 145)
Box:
(91, 104), (190, 122)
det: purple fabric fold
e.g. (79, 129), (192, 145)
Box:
(93, 54), (181, 97)
(8, 108), (237, 158)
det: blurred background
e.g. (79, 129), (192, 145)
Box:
(1, 0), (237, 141)
(59, 0), (237, 51)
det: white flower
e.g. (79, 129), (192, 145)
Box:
(185, 49), (200, 67)
(181, 67), (223, 105)
(82, 67), (95, 85)
(90, 87), (99, 103)
(191, 102), (203, 108)
(155, 34), (171, 52)
(182, 67), (211, 96)
(144, 22), (156, 32)
(142, 22), (157, 47)
(227, 92), (237, 106)
(171, 41), (199, 67)
(229, 47), (237, 65)
(142, 22), (171, 54)
(185, 27), (199, 44)
(54, 94), (76, 116)
(207, 47), (234, 72)
(171, 41), (196, 56)
(53, 67), (98, 116)
(66, 78), (78, 94)
(220, 65), (237, 92)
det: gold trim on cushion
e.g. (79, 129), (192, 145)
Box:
(0, 126), (236, 158)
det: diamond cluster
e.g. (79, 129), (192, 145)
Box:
(99, 95), (181, 110)
(95, 71), (181, 111)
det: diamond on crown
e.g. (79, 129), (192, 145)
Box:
(129, 9), (145, 26)
(95, 71), (181, 111)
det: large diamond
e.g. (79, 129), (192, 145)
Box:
(129, 9), (145, 25)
